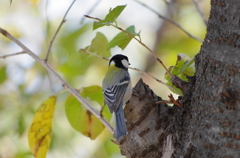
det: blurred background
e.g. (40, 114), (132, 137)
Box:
(0, 0), (209, 157)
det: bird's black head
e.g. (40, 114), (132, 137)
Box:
(109, 54), (130, 70)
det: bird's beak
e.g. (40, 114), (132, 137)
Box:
(129, 63), (131, 65)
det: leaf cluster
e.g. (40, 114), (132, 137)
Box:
(165, 53), (195, 95)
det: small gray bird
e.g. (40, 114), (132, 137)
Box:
(102, 54), (132, 140)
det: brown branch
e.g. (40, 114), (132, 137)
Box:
(0, 27), (114, 134)
(156, 100), (172, 104)
(155, 96), (183, 108)
(191, 0), (208, 25)
(45, 0), (76, 62)
(80, 0), (102, 24)
(80, 49), (109, 61)
(0, 51), (26, 59)
(80, 49), (181, 95)
(84, 15), (173, 77)
(134, 0), (203, 42)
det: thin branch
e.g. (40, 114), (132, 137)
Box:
(156, 94), (183, 108)
(81, 49), (109, 61)
(134, 0), (203, 42)
(156, 100), (172, 104)
(0, 51), (26, 59)
(45, 0), (76, 62)
(191, 0), (208, 25)
(80, 0), (102, 24)
(84, 15), (173, 78)
(80, 49), (181, 95)
(131, 67), (180, 95)
(0, 27), (114, 134)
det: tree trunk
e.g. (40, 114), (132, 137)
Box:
(119, 0), (240, 157)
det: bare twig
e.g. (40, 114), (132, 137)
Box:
(134, 0), (203, 42)
(80, 0), (102, 24)
(0, 27), (114, 134)
(0, 51), (26, 59)
(155, 100), (172, 104)
(191, 0), (208, 25)
(45, 0), (76, 62)
(80, 49), (181, 95)
(131, 67), (180, 95)
(84, 15), (173, 77)
(156, 95), (183, 108)
(80, 48), (109, 61)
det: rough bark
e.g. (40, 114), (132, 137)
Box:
(119, 0), (240, 157)
(189, 0), (240, 157)
(119, 79), (183, 158)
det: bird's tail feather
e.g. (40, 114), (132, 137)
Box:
(114, 103), (127, 140)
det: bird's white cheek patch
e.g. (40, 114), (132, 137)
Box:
(121, 59), (129, 68)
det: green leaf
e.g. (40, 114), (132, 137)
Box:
(79, 32), (111, 58)
(81, 85), (111, 121)
(0, 66), (7, 84)
(105, 5), (126, 22)
(107, 25), (140, 50)
(164, 69), (183, 95)
(165, 53), (195, 95)
(93, 21), (107, 30)
(10, 0), (12, 5)
(93, 5), (127, 30)
(65, 94), (105, 140)
(125, 25), (140, 36)
(179, 57), (195, 74)
(81, 85), (104, 105)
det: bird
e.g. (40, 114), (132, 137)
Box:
(102, 54), (132, 140)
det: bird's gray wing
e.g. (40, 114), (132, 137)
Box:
(103, 75), (130, 113)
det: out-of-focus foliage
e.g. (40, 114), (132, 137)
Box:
(0, 65), (7, 84)
(28, 96), (56, 158)
(0, 0), (209, 157)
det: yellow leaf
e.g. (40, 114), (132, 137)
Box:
(28, 96), (57, 158)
